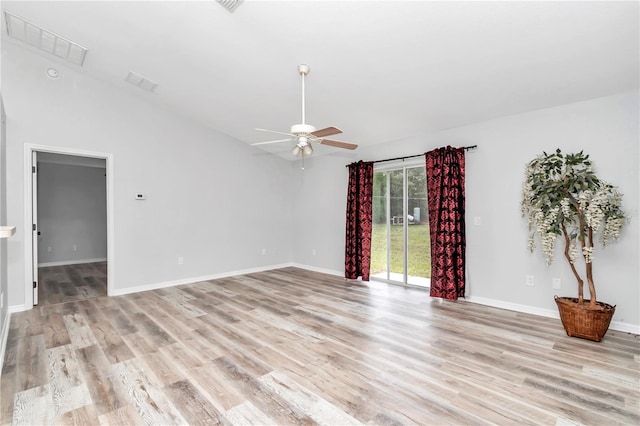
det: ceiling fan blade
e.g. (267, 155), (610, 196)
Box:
(319, 139), (358, 150)
(250, 138), (293, 146)
(256, 128), (295, 137)
(311, 126), (343, 138)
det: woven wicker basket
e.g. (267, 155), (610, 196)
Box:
(555, 296), (616, 342)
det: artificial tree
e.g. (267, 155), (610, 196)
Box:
(521, 149), (626, 314)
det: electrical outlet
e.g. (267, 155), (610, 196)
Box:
(72, 244), (77, 251)
(552, 278), (561, 289)
(474, 216), (481, 226)
(178, 256), (184, 265)
(261, 248), (266, 255)
(312, 249), (316, 256)
(47, 246), (52, 252)
(526, 275), (535, 287)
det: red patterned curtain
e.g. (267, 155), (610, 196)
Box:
(425, 147), (466, 299)
(345, 161), (374, 281)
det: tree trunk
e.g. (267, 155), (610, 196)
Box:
(586, 227), (597, 308)
(561, 223), (584, 302)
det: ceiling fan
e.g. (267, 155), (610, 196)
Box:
(251, 64), (358, 157)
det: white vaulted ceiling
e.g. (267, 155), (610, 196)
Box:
(2, 1), (638, 158)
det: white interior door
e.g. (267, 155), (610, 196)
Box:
(32, 151), (38, 305)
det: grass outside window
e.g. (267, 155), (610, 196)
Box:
(370, 223), (431, 278)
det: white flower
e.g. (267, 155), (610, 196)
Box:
(569, 243), (578, 264)
(582, 246), (594, 264)
(602, 217), (624, 246)
(542, 232), (557, 265)
(578, 190), (592, 211)
(560, 198), (572, 218)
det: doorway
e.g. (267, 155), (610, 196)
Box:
(24, 144), (114, 307)
(371, 160), (431, 287)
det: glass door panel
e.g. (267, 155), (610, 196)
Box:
(407, 166), (430, 287)
(371, 172), (389, 279)
(388, 169), (405, 282)
(371, 164), (430, 287)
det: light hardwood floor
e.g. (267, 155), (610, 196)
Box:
(38, 262), (107, 307)
(1, 267), (639, 425)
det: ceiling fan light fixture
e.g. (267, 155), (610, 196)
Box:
(291, 145), (302, 157)
(303, 143), (313, 156)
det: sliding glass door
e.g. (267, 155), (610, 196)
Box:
(371, 162), (430, 287)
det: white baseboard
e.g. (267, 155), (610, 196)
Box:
(111, 262), (296, 296)
(608, 321), (640, 335)
(110, 262), (345, 297)
(8, 304), (29, 313)
(39, 258), (107, 268)
(467, 295), (640, 335)
(466, 295), (559, 319)
(0, 310), (10, 375)
(290, 263), (344, 278)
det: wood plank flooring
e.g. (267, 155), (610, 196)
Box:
(2, 267), (639, 425)
(38, 262), (107, 307)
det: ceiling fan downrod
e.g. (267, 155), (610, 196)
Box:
(298, 64), (310, 125)
(290, 64), (315, 135)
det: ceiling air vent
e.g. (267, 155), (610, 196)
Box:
(217, 0), (244, 13)
(4, 11), (88, 66)
(125, 71), (158, 92)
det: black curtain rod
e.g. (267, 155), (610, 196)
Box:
(346, 145), (477, 167)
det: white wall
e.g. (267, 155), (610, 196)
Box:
(291, 153), (352, 274)
(37, 162), (107, 265)
(3, 43), (295, 308)
(293, 91), (640, 331)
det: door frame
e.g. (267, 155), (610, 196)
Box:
(24, 144), (114, 307)
(31, 151), (38, 304)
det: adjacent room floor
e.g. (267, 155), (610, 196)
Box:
(38, 262), (107, 307)
(1, 267), (638, 425)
